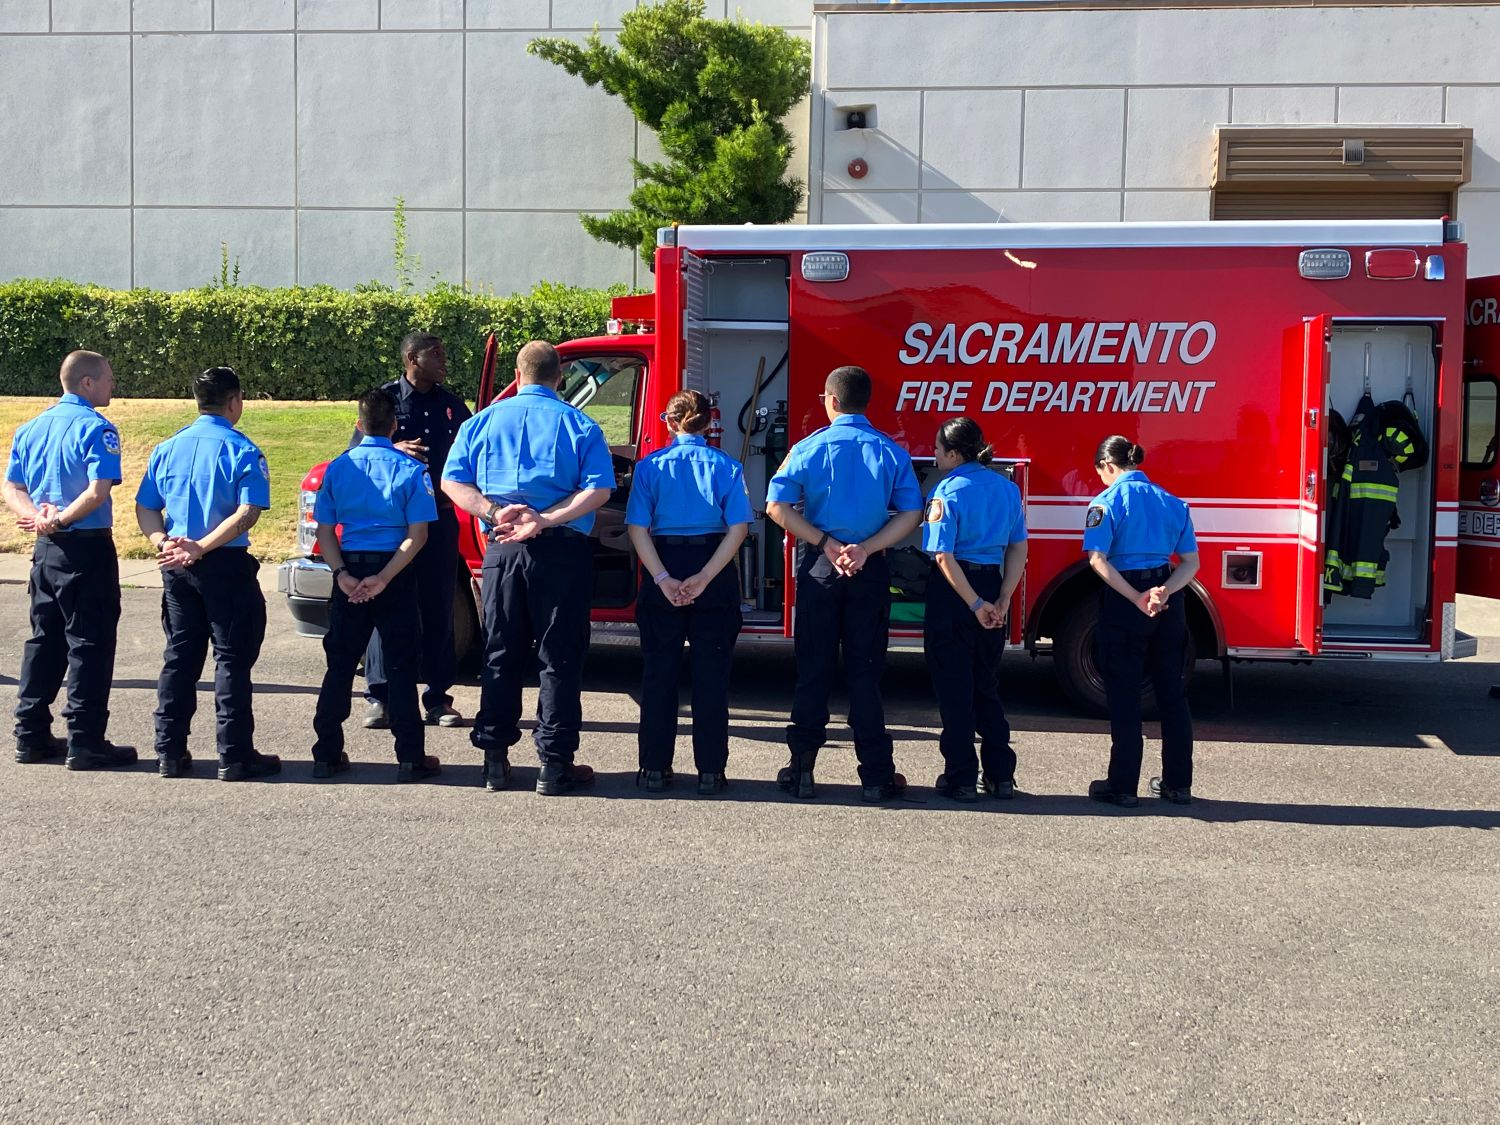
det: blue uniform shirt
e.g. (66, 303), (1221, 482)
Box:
(766, 414), (922, 544)
(315, 436), (439, 552)
(135, 414), (271, 547)
(625, 434), (753, 535)
(1082, 470), (1197, 570)
(921, 461), (1027, 566)
(442, 384), (615, 535)
(5, 393), (122, 530)
(350, 378), (473, 510)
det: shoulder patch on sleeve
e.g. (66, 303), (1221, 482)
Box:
(258, 454), (270, 480)
(422, 472), (434, 495)
(1085, 505), (1105, 529)
(925, 497), (945, 523)
(101, 427), (121, 455)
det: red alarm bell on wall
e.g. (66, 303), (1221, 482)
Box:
(848, 158), (868, 180)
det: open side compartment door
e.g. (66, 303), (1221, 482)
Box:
(1006, 459), (1030, 647)
(1457, 276), (1500, 600)
(1457, 370), (1500, 598)
(1297, 315), (1333, 655)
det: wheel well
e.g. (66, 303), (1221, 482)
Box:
(1027, 561), (1224, 659)
(1026, 561), (1097, 650)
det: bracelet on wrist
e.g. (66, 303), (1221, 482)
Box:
(815, 531), (830, 552)
(653, 570), (670, 585)
(970, 595), (987, 614)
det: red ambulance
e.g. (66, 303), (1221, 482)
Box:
(280, 218), (1500, 711)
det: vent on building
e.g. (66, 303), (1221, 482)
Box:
(1211, 125), (1472, 222)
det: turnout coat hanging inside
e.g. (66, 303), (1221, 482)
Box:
(1323, 392), (1400, 600)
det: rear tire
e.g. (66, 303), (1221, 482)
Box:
(1052, 594), (1195, 718)
(452, 573), (479, 670)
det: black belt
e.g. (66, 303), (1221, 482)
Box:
(41, 528), (111, 540)
(959, 561), (1003, 574)
(342, 550), (395, 561)
(486, 526), (584, 543)
(657, 534), (723, 545)
(1120, 565), (1172, 582)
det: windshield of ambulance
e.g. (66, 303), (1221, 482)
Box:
(559, 356), (642, 446)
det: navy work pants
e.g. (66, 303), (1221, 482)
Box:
(635, 537), (742, 773)
(154, 548), (266, 763)
(786, 547), (898, 786)
(14, 533), (120, 751)
(365, 506), (459, 711)
(471, 531), (592, 766)
(923, 562), (1014, 788)
(313, 553), (424, 763)
(1096, 567), (1194, 795)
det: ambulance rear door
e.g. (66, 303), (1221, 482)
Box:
(1457, 277), (1500, 599)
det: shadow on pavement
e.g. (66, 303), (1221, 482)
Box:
(143, 759), (1498, 830)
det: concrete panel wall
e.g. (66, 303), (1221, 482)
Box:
(0, 2), (814, 293)
(815, 4), (1500, 276)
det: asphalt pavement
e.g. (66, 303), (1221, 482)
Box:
(1, 579), (1496, 1123)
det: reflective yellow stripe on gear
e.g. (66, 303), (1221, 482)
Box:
(1348, 482), (1399, 502)
(1323, 549), (1349, 591)
(1384, 427), (1416, 465)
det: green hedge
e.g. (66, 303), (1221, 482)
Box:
(0, 280), (624, 399)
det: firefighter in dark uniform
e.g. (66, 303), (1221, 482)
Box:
(135, 367), (276, 781)
(361, 332), (472, 731)
(921, 417), (1028, 802)
(311, 390), (440, 783)
(441, 340), (614, 796)
(3, 350), (136, 770)
(1083, 435), (1200, 809)
(625, 389), (752, 795)
(765, 365), (923, 802)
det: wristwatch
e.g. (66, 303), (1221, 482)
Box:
(485, 502), (502, 525)
(815, 531), (830, 552)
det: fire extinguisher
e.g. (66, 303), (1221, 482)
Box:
(765, 399), (789, 472)
(707, 391), (724, 448)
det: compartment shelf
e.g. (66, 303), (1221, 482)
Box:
(694, 319), (789, 334)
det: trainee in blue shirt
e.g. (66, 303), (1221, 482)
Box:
(625, 434), (753, 535)
(4, 393), (122, 530)
(922, 461), (1027, 566)
(442, 385), (615, 535)
(135, 415), (271, 548)
(314, 436), (439, 552)
(1082, 470), (1197, 570)
(766, 414), (922, 544)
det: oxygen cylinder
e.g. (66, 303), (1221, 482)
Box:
(707, 391), (724, 448)
(765, 400), (789, 472)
